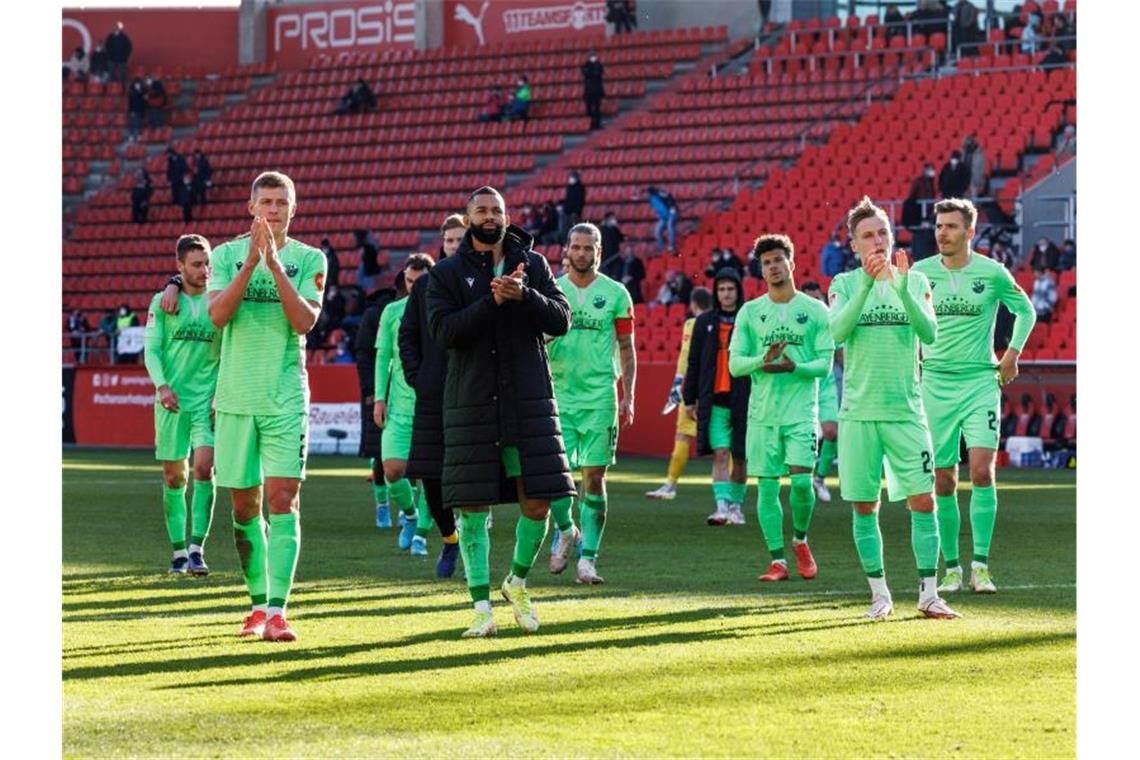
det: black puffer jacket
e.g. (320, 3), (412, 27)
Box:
(355, 288), (395, 458)
(682, 268), (750, 458)
(426, 226), (575, 508)
(399, 273), (447, 480)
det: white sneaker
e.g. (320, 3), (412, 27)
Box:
(970, 565), (997, 594)
(726, 503), (746, 525)
(500, 576), (538, 633)
(707, 500), (730, 526)
(461, 609), (497, 638)
(645, 483), (677, 500)
(918, 595), (962, 619)
(813, 476), (832, 502)
(575, 557), (605, 585)
(865, 594), (894, 621)
(549, 525), (580, 575)
(938, 567), (963, 593)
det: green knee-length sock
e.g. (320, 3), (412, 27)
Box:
(852, 510), (884, 577)
(935, 492), (961, 567)
(189, 479), (215, 548)
(729, 481), (747, 505)
(756, 478), (784, 560)
(511, 513), (550, 579)
(910, 510), (940, 578)
(267, 511), (301, 610)
(580, 493), (606, 560)
(712, 480), (732, 503)
(386, 476), (415, 517)
(233, 515), (268, 606)
(370, 458), (388, 504)
(550, 495), (576, 533)
(815, 439), (837, 478)
(970, 485), (998, 563)
(459, 511), (491, 602)
(414, 482), (436, 538)
(162, 485), (187, 551)
(789, 473), (816, 541)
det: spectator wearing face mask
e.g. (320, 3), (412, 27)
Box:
(1031, 238), (1060, 271)
(582, 52), (605, 130)
(562, 171), (586, 241)
(938, 150), (971, 199)
(903, 163), (937, 228)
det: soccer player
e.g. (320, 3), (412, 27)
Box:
(375, 253), (436, 557)
(682, 269), (750, 526)
(547, 222), (636, 584)
(207, 171), (327, 642)
(829, 197), (958, 620)
(913, 198), (1036, 594)
(645, 286), (713, 500)
(426, 186), (574, 637)
(143, 234), (219, 576)
(729, 235), (833, 582)
(803, 280), (841, 502)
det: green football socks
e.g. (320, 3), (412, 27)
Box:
(189, 479), (214, 548)
(414, 482), (435, 538)
(267, 511), (300, 610)
(910, 510), (940, 578)
(815, 438), (837, 478)
(580, 493), (606, 560)
(459, 511), (490, 602)
(162, 485), (187, 551)
(729, 481), (747, 505)
(386, 476), (415, 517)
(852, 509), (884, 578)
(233, 515), (268, 607)
(550, 495), (576, 533)
(935, 492), (960, 567)
(756, 478), (784, 561)
(511, 513), (550, 579)
(970, 485), (997, 564)
(712, 480), (732, 503)
(788, 473), (815, 541)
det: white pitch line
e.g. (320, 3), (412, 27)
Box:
(752, 583), (1076, 599)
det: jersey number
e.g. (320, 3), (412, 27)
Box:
(921, 451), (932, 474)
(987, 411), (997, 432)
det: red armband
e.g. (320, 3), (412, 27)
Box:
(614, 317), (634, 337)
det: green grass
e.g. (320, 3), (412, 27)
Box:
(63, 449), (1075, 758)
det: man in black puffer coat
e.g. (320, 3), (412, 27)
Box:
(398, 213), (466, 579)
(683, 267), (750, 528)
(426, 186), (574, 638)
(355, 284), (396, 527)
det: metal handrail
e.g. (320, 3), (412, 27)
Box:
(956, 34), (1077, 62)
(768, 18), (954, 55)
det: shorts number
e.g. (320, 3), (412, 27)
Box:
(987, 411), (997, 432)
(608, 426), (618, 450)
(921, 451), (932, 474)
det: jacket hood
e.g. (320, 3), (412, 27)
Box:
(712, 267), (744, 313)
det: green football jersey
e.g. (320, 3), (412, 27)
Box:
(829, 268), (935, 422)
(729, 292), (834, 426)
(207, 236), (327, 416)
(143, 291), (219, 410)
(375, 297), (416, 414)
(549, 272), (634, 412)
(912, 251), (1036, 375)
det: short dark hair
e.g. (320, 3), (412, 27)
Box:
(752, 233), (795, 262)
(440, 213), (467, 235)
(933, 198), (978, 229)
(690, 286), (713, 311)
(250, 171), (295, 203)
(467, 186), (504, 208)
(801, 280), (821, 292)
(405, 252), (435, 271)
(175, 234), (211, 262)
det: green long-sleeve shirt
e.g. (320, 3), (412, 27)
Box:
(374, 297), (416, 413)
(143, 291), (219, 409)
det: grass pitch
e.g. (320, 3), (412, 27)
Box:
(63, 449), (1075, 757)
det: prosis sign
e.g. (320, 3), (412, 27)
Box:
(268, 0), (417, 67)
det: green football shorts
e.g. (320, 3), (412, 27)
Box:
(381, 410), (414, 462)
(501, 445), (521, 478)
(838, 418), (934, 502)
(154, 402), (214, 461)
(922, 370), (1001, 468)
(709, 403), (733, 450)
(560, 407), (618, 469)
(818, 377), (839, 423)
(214, 411), (309, 489)
(746, 420), (817, 478)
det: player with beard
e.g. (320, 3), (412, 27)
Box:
(546, 222), (636, 584)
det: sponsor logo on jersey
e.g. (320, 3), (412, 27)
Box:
(593, 295), (607, 309)
(933, 296), (984, 317)
(971, 279), (986, 294)
(795, 311), (809, 324)
(856, 304), (911, 327)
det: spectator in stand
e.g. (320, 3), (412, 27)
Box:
(516, 203), (538, 237)
(1050, 12), (1075, 52)
(355, 229), (383, 293)
(883, 4), (907, 40)
(903, 163), (937, 228)
(68, 308), (91, 364)
(561, 171), (586, 241)
(989, 240), (1015, 269)
(582, 51), (605, 130)
(600, 211), (625, 263)
(164, 147), (189, 205)
(477, 86), (507, 123)
(706, 247), (744, 280)
(910, 0), (951, 35)
(938, 149), (971, 199)
(535, 201), (559, 245)
(320, 238), (341, 288)
(819, 234), (848, 277)
(656, 270), (693, 306)
(962, 133), (988, 197)
(191, 149), (212, 206)
(104, 21), (132, 86)
(1020, 12), (1042, 55)
(336, 79), (377, 115)
(647, 185), (679, 252)
(1031, 268), (1058, 322)
(1056, 238), (1076, 272)
(602, 245), (646, 304)
(951, 0), (981, 52)
(175, 172), (194, 222)
(1031, 237), (1060, 271)
(98, 309), (119, 361)
(130, 168), (153, 224)
(503, 75), (533, 121)
(114, 303), (139, 364)
(145, 76), (168, 128)
(606, 0), (636, 34)
(1054, 124), (1076, 160)
(1039, 41), (1069, 68)
(66, 47), (89, 81)
(89, 44), (109, 83)
(127, 78), (148, 141)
